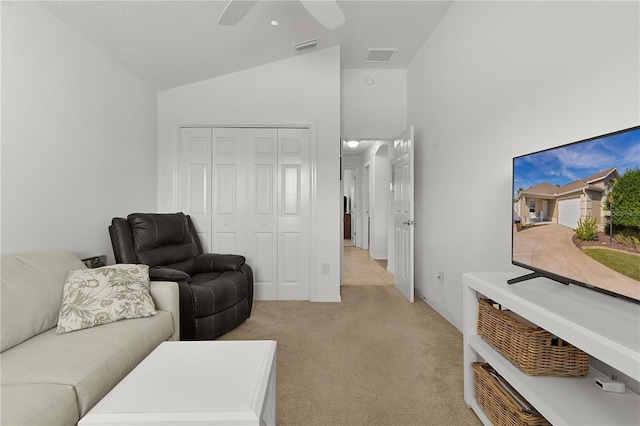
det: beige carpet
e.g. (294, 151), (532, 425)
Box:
(220, 286), (481, 425)
(342, 243), (395, 286)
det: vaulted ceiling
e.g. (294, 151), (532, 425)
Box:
(40, 1), (452, 91)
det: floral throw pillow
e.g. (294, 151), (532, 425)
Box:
(57, 264), (157, 334)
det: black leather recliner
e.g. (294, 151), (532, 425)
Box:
(109, 212), (253, 340)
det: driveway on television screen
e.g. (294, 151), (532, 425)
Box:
(512, 223), (639, 301)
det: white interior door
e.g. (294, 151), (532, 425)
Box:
(393, 125), (415, 303)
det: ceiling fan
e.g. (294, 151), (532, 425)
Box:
(218, 0), (345, 30)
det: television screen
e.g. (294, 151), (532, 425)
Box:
(512, 125), (640, 304)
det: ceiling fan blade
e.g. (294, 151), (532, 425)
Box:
(218, 0), (259, 26)
(299, 0), (345, 30)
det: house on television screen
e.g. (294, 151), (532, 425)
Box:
(515, 167), (619, 231)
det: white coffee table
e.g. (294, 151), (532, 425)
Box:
(80, 340), (277, 425)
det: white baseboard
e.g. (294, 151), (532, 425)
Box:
(416, 291), (462, 333)
(312, 296), (342, 302)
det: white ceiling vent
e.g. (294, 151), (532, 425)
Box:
(366, 48), (396, 63)
(294, 38), (319, 53)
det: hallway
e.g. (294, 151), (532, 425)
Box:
(342, 240), (395, 286)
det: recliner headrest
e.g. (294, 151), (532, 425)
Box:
(127, 213), (191, 252)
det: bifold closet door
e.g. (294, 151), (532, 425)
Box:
(179, 127), (247, 255)
(245, 128), (310, 300)
(210, 128), (247, 255)
(179, 127), (309, 300)
(245, 129), (278, 300)
(179, 127), (213, 251)
(276, 128), (310, 300)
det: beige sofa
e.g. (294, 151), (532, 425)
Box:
(0, 250), (180, 425)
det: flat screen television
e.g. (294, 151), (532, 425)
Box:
(512, 125), (640, 304)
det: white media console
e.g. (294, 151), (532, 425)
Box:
(462, 272), (640, 425)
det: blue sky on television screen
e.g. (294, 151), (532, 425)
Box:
(514, 127), (640, 198)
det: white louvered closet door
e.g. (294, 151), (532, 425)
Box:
(179, 127), (310, 300)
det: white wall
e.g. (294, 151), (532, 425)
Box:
(157, 46), (341, 301)
(1, 2), (157, 261)
(371, 145), (391, 260)
(341, 69), (406, 140)
(407, 1), (640, 330)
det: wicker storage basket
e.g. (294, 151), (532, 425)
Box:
(477, 298), (589, 376)
(472, 362), (551, 426)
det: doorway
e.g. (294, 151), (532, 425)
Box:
(343, 168), (357, 246)
(340, 140), (394, 286)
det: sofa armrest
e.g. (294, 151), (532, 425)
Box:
(149, 281), (180, 341)
(195, 253), (245, 273)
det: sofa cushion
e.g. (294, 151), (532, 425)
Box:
(1, 311), (173, 417)
(57, 264), (157, 334)
(1, 250), (86, 352)
(1, 383), (79, 426)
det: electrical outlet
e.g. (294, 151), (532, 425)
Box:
(322, 263), (330, 274)
(438, 270), (445, 284)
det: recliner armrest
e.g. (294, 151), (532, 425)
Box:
(149, 280), (180, 341)
(149, 267), (191, 282)
(195, 253), (246, 273)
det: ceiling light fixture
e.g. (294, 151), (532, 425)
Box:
(271, 20), (279, 26)
(347, 140), (359, 148)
